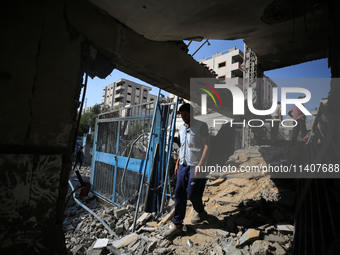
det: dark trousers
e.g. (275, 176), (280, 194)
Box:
(73, 160), (83, 170)
(173, 165), (206, 225)
(292, 119), (307, 145)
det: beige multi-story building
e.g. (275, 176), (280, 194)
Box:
(199, 47), (277, 108)
(199, 46), (244, 83)
(102, 78), (157, 109)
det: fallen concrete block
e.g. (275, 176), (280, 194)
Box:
(115, 224), (124, 235)
(106, 244), (121, 255)
(273, 242), (286, 255)
(128, 241), (140, 253)
(264, 234), (286, 244)
(114, 208), (128, 218)
(137, 212), (152, 225)
(276, 223), (294, 232)
(111, 233), (139, 249)
(212, 243), (224, 255)
(153, 247), (171, 254)
(251, 240), (271, 255)
(238, 229), (260, 247)
(136, 246), (145, 255)
(216, 229), (229, 237)
(146, 238), (158, 253)
(139, 227), (155, 232)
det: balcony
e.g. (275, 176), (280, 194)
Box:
(114, 101), (124, 107)
(116, 85), (125, 92)
(102, 92), (106, 97)
(115, 93), (124, 99)
(230, 62), (243, 78)
(231, 49), (244, 63)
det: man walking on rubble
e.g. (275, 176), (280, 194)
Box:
(163, 103), (210, 238)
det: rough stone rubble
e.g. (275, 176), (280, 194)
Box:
(64, 146), (295, 255)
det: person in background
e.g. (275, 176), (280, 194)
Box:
(271, 101), (282, 144)
(73, 146), (86, 170)
(288, 97), (307, 146)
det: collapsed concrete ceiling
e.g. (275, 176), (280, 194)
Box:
(89, 0), (330, 71)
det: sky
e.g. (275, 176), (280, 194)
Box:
(83, 39), (331, 116)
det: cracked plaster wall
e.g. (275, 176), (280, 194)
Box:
(0, 0), (83, 253)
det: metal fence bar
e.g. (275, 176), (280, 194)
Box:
(132, 90), (160, 232)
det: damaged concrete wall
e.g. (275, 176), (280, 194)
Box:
(0, 0), (217, 253)
(0, 0), (83, 253)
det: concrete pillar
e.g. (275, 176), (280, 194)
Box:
(0, 0), (83, 253)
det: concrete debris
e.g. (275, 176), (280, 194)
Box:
(111, 233), (139, 249)
(65, 149), (295, 255)
(251, 240), (271, 255)
(273, 242), (286, 255)
(216, 229), (229, 237)
(264, 234), (287, 244)
(137, 212), (152, 225)
(276, 223), (294, 232)
(238, 229), (260, 247)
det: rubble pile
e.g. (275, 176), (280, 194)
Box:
(65, 147), (296, 254)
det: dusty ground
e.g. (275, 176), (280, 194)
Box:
(65, 146), (295, 254)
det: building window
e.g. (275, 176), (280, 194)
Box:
(127, 100), (130, 103)
(218, 61), (226, 68)
(136, 87), (140, 90)
(143, 96), (147, 99)
(218, 75), (226, 81)
(128, 84), (132, 87)
(128, 92), (131, 95)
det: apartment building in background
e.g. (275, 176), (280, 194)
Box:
(102, 78), (157, 109)
(199, 46), (244, 83)
(199, 46), (276, 108)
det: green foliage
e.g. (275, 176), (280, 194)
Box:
(78, 104), (110, 136)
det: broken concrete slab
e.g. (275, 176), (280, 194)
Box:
(111, 233), (139, 249)
(212, 243), (224, 255)
(276, 223), (294, 232)
(264, 234), (286, 244)
(106, 244), (122, 255)
(153, 247), (171, 254)
(216, 229), (229, 237)
(238, 229), (260, 247)
(114, 208), (128, 218)
(146, 237), (158, 253)
(137, 212), (152, 225)
(221, 240), (242, 255)
(273, 242), (286, 255)
(251, 240), (271, 255)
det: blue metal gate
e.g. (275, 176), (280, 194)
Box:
(90, 93), (178, 211)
